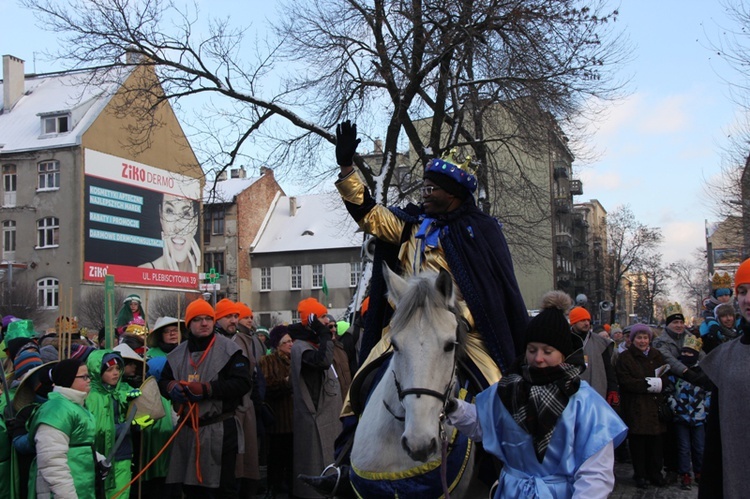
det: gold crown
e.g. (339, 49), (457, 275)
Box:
(711, 271), (733, 290)
(610, 322), (622, 332)
(663, 302), (683, 319)
(683, 335), (703, 352)
(442, 148), (476, 175)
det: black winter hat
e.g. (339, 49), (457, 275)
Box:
(524, 291), (584, 365)
(51, 358), (83, 388)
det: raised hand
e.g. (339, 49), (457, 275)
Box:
(336, 120), (361, 167)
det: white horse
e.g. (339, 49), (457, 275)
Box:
(349, 266), (488, 498)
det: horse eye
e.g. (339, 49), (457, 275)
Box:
(444, 342), (455, 352)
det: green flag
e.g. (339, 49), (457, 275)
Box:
(322, 276), (329, 299)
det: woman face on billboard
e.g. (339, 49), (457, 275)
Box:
(139, 193), (199, 272)
(159, 194), (199, 270)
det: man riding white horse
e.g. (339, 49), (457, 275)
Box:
(301, 121), (528, 496)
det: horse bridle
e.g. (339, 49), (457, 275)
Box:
(384, 308), (466, 420)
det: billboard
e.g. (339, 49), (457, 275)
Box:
(83, 149), (201, 289)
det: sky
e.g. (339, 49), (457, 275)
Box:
(1, 1), (744, 299)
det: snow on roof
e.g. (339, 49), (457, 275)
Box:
(0, 69), (122, 153)
(203, 176), (261, 204)
(252, 192), (363, 253)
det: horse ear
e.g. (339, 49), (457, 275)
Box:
(435, 268), (455, 307)
(382, 263), (408, 304)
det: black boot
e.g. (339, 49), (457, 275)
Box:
(298, 465), (354, 498)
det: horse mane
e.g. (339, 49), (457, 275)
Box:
(389, 273), (468, 360)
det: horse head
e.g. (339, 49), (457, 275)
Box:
(383, 264), (463, 463)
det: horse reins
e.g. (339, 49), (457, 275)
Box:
(386, 308), (467, 499)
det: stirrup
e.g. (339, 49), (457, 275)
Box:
(321, 464), (342, 498)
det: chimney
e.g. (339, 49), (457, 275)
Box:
(374, 139), (383, 154)
(216, 170), (227, 181)
(289, 196), (297, 217)
(3, 55), (25, 112)
(230, 168), (240, 179)
(260, 166), (273, 178)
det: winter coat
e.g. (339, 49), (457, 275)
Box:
(220, 328), (260, 480)
(260, 350), (293, 434)
(85, 349), (133, 496)
(291, 338), (342, 498)
(652, 328), (704, 376)
(616, 345), (668, 436)
(667, 369), (711, 426)
(28, 387), (97, 498)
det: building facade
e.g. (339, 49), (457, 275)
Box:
(0, 55), (203, 330)
(249, 193), (363, 328)
(202, 166), (284, 303)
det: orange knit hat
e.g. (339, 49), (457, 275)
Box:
(214, 299), (240, 321)
(297, 297), (328, 326)
(735, 258), (750, 293)
(237, 303), (253, 320)
(568, 306), (591, 325)
(185, 298), (215, 325)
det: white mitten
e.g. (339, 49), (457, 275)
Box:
(645, 377), (662, 393)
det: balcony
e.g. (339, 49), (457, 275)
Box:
(553, 165), (569, 180)
(554, 197), (572, 213)
(555, 232), (573, 247)
(570, 179), (583, 196)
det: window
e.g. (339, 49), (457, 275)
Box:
(260, 267), (271, 292)
(203, 252), (225, 275)
(291, 265), (302, 290)
(312, 264), (324, 288)
(211, 206), (225, 235)
(43, 115), (69, 134)
(350, 262), (362, 287)
(37, 217), (59, 248)
(38, 161), (60, 190)
(37, 277), (59, 309)
(291, 310), (300, 323)
(2, 221), (16, 260)
(3, 165), (16, 207)
(202, 209), (211, 244)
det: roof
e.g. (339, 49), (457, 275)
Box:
(252, 192), (363, 253)
(0, 68), (123, 154)
(203, 176), (261, 204)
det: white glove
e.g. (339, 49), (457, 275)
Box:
(645, 377), (662, 393)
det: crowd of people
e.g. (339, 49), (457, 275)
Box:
(0, 119), (747, 499)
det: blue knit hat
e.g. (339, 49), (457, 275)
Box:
(423, 149), (477, 199)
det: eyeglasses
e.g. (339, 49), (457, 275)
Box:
(75, 374), (92, 381)
(420, 186), (442, 196)
(328, 324), (337, 330)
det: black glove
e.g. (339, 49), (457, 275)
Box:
(96, 458), (112, 481)
(681, 368), (712, 390)
(444, 397), (459, 415)
(336, 120), (361, 167)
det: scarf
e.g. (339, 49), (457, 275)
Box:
(497, 362), (581, 462)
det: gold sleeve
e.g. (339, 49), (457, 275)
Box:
(336, 170), (405, 245)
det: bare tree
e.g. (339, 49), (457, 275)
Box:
(148, 293), (192, 324)
(632, 252), (669, 324)
(0, 280), (43, 322)
(669, 253), (711, 319)
(702, 0), (750, 251)
(22, 0), (626, 233)
(78, 287), (127, 331)
(605, 205), (663, 323)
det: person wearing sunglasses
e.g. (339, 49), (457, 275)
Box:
(157, 298), (252, 498)
(27, 358), (98, 498)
